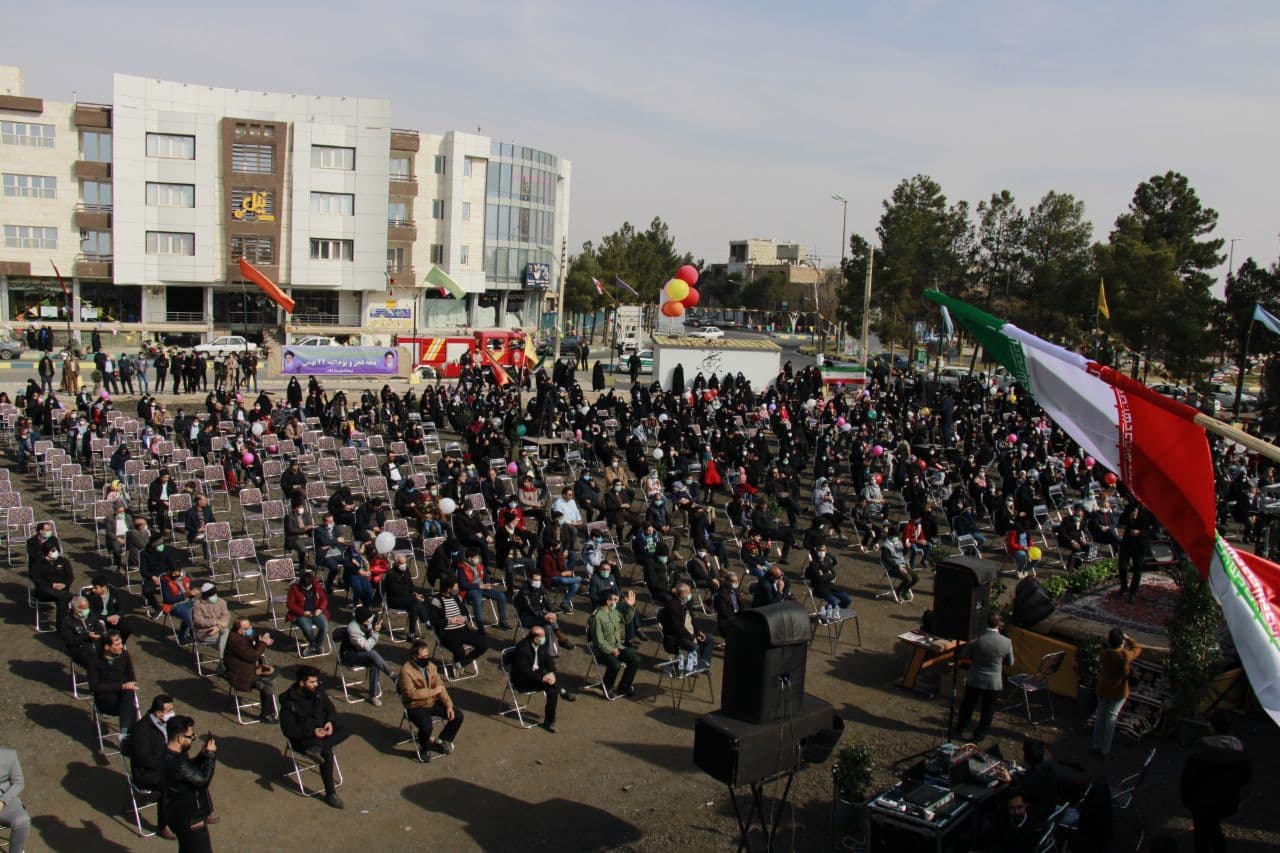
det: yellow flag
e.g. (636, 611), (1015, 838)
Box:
(1098, 278), (1111, 321)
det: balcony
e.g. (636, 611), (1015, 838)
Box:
(165, 311), (206, 324)
(74, 253), (112, 279)
(0, 95), (42, 114)
(73, 103), (112, 128)
(386, 267), (415, 285)
(389, 176), (417, 197)
(390, 129), (420, 152)
(74, 160), (111, 180)
(292, 312), (364, 328)
(387, 219), (416, 242)
(0, 261), (31, 277)
(73, 203), (112, 230)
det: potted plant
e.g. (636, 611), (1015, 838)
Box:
(1074, 633), (1101, 714)
(832, 743), (874, 838)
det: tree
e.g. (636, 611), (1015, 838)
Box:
(873, 175), (974, 350)
(739, 270), (787, 309)
(837, 234), (878, 345)
(974, 189), (1027, 311)
(1223, 258), (1280, 410)
(1102, 172), (1224, 380)
(1019, 191), (1095, 339)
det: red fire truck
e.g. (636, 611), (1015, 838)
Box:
(395, 329), (530, 380)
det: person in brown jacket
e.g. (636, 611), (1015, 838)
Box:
(1093, 626), (1141, 757)
(224, 618), (278, 723)
(397, 639), (463, 757)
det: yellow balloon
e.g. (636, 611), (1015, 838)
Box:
(1028, 546), (1042, 561)
(665, 278), (690, 302)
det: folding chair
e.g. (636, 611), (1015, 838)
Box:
(202, 465), (230, 513)
(193, 633), (223, 678)
(203, 521), (233, 580)
(1112, 747), (1157, 850)
(317, 457), (340, 485)
(68, 652), (89, 700)
(167, 493), (192, 545)
(582, 646), (618, 701)
(291, 620), (334, 659)
(70, 475), (96, 522)
(4, 506), (34, 566)
(227, 681), (276, 726)
(227, 538), (266, 605)
(497, 646), (545, 728)
(876, 555), (905, 603)
(382, 518), (418, 578)
(119, 754), (159, 838)
(364, 476), (390, 506)
(239, 487), (265, 536)
(304, 481), (330, 521)
(283, 739), (343, 797)
(1004, 650), (1066, 724)
(396, 706), (448, 762)
(92, 695), (136, 757)
(259, 500), (286, 550)
(264, 557), (297, 627)
(91, 499), (118, 556)
(379, 579), (411, 643)
(955, 533), (982, 558)
(332, 628), (369, 703)
(29, 579), (58, 633)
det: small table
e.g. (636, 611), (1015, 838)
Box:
(810, 608), (861, 654)
(898, 632), (961, 696)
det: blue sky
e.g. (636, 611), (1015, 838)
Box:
(7, 0), (1278, 272)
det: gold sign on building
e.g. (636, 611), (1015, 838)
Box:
(232, 190), (275, 222)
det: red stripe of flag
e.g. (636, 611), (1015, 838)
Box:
(480, 345), (512, 387)
(239, 258), (295, 314)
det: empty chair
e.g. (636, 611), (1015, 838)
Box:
(1006, 650), (1067, 724)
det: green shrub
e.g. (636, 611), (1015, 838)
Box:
(1167, 563), (1226, 715)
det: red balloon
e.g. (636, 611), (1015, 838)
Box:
(873, 473), (883, 485)
(676, 264), (699, 286)
(1063, 456), (1075, 467)
(681, 287), (700, 308)
(661, 300), (685, 318)
(917, 459), (928, 471)
(1104, 472), (1118, 486)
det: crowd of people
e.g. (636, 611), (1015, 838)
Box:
(2, 332), (1264, 852)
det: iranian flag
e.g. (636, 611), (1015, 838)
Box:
(820, 362), (866, 386)
(926, 289), (1280, 724)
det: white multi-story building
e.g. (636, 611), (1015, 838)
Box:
(0, 65), (570, 347)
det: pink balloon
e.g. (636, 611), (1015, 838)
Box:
(872, 445), (884, 457)
(836, 417), (846, 427)
(1084, 456), (1096, 468)
(1007, 433), (1018, 444)
(241, 452), (255, 465)
(506, 462), (519, 475)
(676, 264), (699, 286)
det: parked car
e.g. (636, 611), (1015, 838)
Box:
(193, 335), (259, 356)
(1209, 382), (1257, 411)
(1150, 383), (1189, 401)
(0, 338), (24, 360)
(933, 365), (970, 386)
(687, 326), (724, 340)
(613, 349), (654, 374)
(536, 335), (582, 356)
(291, 335), (340, 347)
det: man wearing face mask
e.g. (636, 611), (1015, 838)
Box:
(32, 538), (74, 619)
(429, 577), (490, 669)
(147, 470), (174, 533)
(106, 503), (131, 570)
(161, 715), (218, 848)
(87, 575), (130, 643)
(713, 573), (745, 636)
(662, 582), (716, 672)
(88, 630), (139, 741)
(191, 583), (231, 663)
(514, 572), (574, 652)
(384, 555), (431, 641)
(340, 606), (395, 706)
(126, 693), (179, 839)
(805, 546), (852, 610)
(397, 639), (463, 756)
(284, 502), (316, 570)
(457, 549), (511, 631)
(685, 547), (720, 594)
(312, 513), (346, 596)
(26, 522), (59, 573)
(643, 544), (676, 608)
(588, 592), (640, 697)
(512, 625), (576, 733)
(453, 501), (495, 568)
(279, 666), (349, 809)
(225, 617), (278, 723)
(160, 564), (197, 645)
(645, 494), (681, 555)
(59, 594), (100, 669)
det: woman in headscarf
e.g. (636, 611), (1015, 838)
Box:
(592, 360), (606, 392)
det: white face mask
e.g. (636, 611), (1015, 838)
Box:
(48, 550), (60, 559)
(531, 580), (542, 589)
(159, 710), (175, 722)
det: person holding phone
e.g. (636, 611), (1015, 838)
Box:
(1094, 627), (1143, 758)
(161, 715), (218, 852)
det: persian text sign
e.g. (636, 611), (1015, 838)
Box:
(367, 304), (413, 331)
(281, 346), (399, 376)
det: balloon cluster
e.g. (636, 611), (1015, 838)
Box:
(660, 265), (701, 318)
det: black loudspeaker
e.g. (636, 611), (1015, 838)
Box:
(720, 602), (810, 724)
(931, 557), (998, 642)
(694, 698), (838, 786)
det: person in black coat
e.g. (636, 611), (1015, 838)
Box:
(279, 666), (349, 809)
(592, 361), (606, 392)
(383, 559), (430, 639)
(1180, 712), (1253, 853)
(59, 594), (98, 668)
(804, 547), (852, 609)
(712, 573), (745, 636)
(127, 694), (178, 839)
(32, 538), (74, 616)
(662, 583), (715, 667)
(510, 626), (574, 733)
(161, 715), (217, 849)
(88, 631), (139, 737)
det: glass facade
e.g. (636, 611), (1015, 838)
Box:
(484, 142), (559, 287)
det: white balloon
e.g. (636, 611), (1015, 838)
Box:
(375, 530), (396, 555)
(438, 497), (458, 515)
(653, 447), (664, 459)
(251, 422), (265, 437)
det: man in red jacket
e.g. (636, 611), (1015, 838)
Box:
(286, 570), (330, 656)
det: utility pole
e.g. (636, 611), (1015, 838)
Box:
(551, 236), (567, 364)
(861, 247), (873, 368)
(831, 195), (847, 352)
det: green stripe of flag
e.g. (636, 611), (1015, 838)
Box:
(424, 265), (466, 299)
(923, 290), (1030, 388)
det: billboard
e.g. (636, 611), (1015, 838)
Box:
(281, 346), (400, 376)
(367, 304), (414, 332)
(524, 262), (551, 290)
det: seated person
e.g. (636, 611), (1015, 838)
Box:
(191, 582), (231, 661)
(340, 606), (396, 705)
(59, 594), (100, 669)
(685, 547), (720, 592)
(713, 573), (746, 635)
(457, 549), (511, 630)
(1055, 504), (1092, 568)
(741, 530), (772, 579)
(588, 592), (641, 697)
(643, 544), (676, 608)
(537, 530), (581, 611)
(662, 582), (716, 671)
(1006, 519), (1035, 575)
(805, 546), (852, 609)
(159, 565), (198, 644)
(752, 565), (793, 608)
(87, 630), (139, 738)
(630, 520), (661, 573)
(513, 572), (573, 652)
(510, 625), (576, 733)
(749, 497), (795, 561)
(879, 525), (919, 601)
(587, 563), (641, 642)
(428, 577), (490, 669)
(31, 538), (74, 617)
(1087, 502), (1121, 549)
(384, 555), (431, 640)
(86, 574), (129, 643)
(286, 569), (331, 656)
(902, 514), (932, 568)
(279, 666), (349, 809)
(397, 639), (463, 756)
(224, 617), (278, 723)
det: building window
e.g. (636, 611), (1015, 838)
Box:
(293, 290), (339, 324)
(80, 230), (112, 258)
(81, 180), (112, 209)
(146, 231), (195, 256)
(389, 157), (411, 179)
(387, 200), (408, 224)
(432, 199), (444, 219)
(145, 132), (196, 159)
(80, 131), (112, 162)
(146, 182), (196, 208)
(460, 245), (470, 265)
(462, 201), (471, 221)
(2, 174), (56, 199)
(229, 235), (275, 264)
(233, 121), (275, 138)
(434, 155), (446, 174)
(1, 121), (55, 147)
(3, 225), (57, 249)
(463, 157), (474, 177)
(387, 246), (407, 271)
(312, 146), (355, 170)
(79, 280), (141, 323)
(231, 142), (274, 173)
(430, 244), (444, 264)
(311, 192), (354, 216)
(310, 238), (354, 261)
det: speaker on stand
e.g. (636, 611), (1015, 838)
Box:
(931, 557), (998, 736)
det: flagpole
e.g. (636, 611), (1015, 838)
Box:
(1196, 409), (1280, 464)
(1233, 316), (1255, 418)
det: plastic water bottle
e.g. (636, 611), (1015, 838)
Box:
(678, 650), (688, 673)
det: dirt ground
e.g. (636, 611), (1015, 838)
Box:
(4, 377), (1280, 852)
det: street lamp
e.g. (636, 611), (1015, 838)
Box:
(831, 194), (847, 352)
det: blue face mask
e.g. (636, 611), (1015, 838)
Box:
(244, 627), (254, 637)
